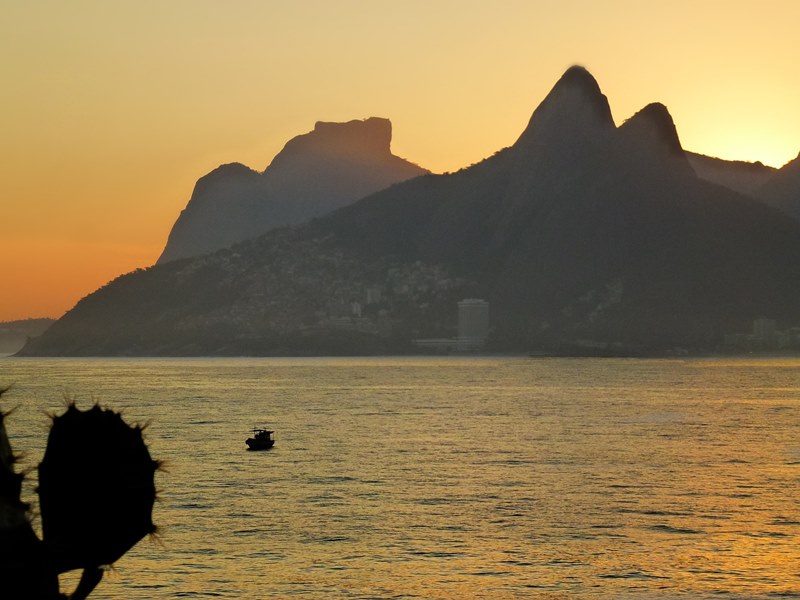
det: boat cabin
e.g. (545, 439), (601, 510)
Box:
(252, 428), (273, 441)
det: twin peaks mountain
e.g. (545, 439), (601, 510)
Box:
(22, 66), (800, 356)
(157, 117), (427, 263)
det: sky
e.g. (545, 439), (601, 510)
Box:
(2, 0), (799, 322)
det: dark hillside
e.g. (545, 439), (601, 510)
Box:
(21, 67), (800, 356)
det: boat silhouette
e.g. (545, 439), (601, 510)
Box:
(246, 428), (275, 451)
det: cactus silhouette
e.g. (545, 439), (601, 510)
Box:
(0, 388), (158, 599)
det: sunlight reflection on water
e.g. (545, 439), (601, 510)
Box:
(2, 356), (800, 598)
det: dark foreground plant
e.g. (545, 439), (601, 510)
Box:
(0, 388), (158, 599)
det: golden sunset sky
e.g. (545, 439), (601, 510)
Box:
(2, 1), (799, 322)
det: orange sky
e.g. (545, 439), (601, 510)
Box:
(2, 1), (799, 322)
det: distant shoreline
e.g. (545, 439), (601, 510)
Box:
(5, 350), (800, 361)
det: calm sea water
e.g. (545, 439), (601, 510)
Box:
(1, 356), (800, 599)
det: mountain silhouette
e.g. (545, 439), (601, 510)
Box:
(0, 318), (54, 355)
(756, 152), (800, 222)
(157, 118), (427, 263)
(686, 152), (776, 196)
(313, 68), (800, 347)
(20, 67), (800, 356)
(685, 151), (800, 224)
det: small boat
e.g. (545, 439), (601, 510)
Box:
(246, 428), (275, 451)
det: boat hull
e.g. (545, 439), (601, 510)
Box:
(246, 438), (275, 451)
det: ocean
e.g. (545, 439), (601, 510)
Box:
(1, 356), (799, 598)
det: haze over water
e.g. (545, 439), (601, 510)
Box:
(2, 356), (800, 598)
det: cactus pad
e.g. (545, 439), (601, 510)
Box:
(38, 404), (158, 572)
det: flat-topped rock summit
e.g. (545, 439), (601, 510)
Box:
(157, 118), (427, 264)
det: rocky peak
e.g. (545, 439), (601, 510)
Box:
(195, 162), (258, 187)
(618, 103), (685, 158)
(156, 118), (426, 265)
(514, 65), (615, 151)
(187, 163), (260, 209)
(268, 117), (394, 169)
